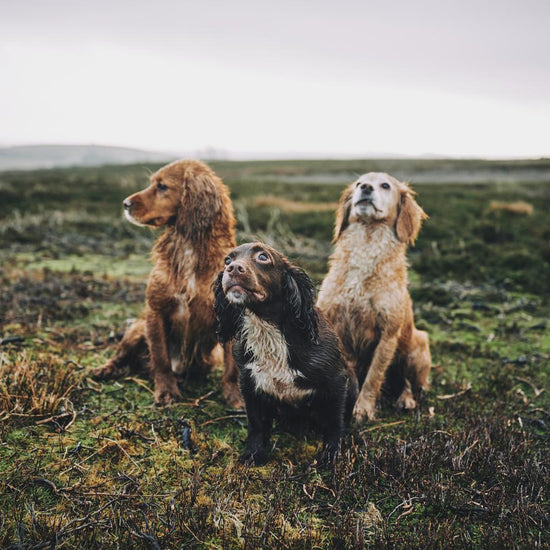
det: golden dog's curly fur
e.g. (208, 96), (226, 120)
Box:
(317, 172), (431, 421)
(92, 160), (242, 407)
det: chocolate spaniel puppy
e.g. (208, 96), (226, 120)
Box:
(214, 242), (358, 465)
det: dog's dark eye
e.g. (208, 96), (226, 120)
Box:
(157, 182), (168, 192)
(381, 182), (391, 190)
(257, 252), (269, 262)
(224, 257), (232, 266)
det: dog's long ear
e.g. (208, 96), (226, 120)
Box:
(395, 186), (427, 245)
(213, 272), (242, 344)
(283, 263), (319, 344)
(177, 166), (223, 238)
(333, 186), (353, 242)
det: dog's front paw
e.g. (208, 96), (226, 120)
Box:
(91, 361), (125, 380)
(353, 398), (377, 422)
(239, 449), (266, 467)
(153, 377), (182, 405)
(317, 443), (340, 469)
(396, 392), (417, 411)
(223, 385), (245, 410)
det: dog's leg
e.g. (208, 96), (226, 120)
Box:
(408, 329), (432, 391)
(354, 335), (398, 421)
(316, 390), (346, 466)
(240, 374), (273, 465)
(222, 342), (244, 409)
(146, 312), (182, 405)
(344, 364), (359, 426)
(395, 329), (431, 410)
(183, 334), (216, 378)
(92, 318), (147, 379)
(395, 378), (417, 410)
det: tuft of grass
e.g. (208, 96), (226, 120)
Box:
(488, 200), (534, 215)
(252, 195), (338, 213)
(0, 351), (80, 423)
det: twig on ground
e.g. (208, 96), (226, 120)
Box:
(388, 496), (424, 522)
(514, 377), (544, 398)
(360, 420), (406, 434)
(436, 381), (472, 400)
(0, 336), (25, 346)
(125, 377), (154, 395)
(36, 399), (76, 430)
(193, 389), (216, 407)
(199, 414), (246, 427)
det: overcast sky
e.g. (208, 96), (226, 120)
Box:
(2, 0), (549, 158)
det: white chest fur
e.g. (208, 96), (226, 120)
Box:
(317, 222), (406, 352)
(344, 223), (398, 279)
(321, 223), (405, 297)
(241, 312), (313, 403)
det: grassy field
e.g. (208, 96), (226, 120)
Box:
(0, 158), (549, 548)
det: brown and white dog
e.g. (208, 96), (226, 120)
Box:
(214, 242), (358, 465)
(92, 160), (242, 408)
(317, 172), (431, 421)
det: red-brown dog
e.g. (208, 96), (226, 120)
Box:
(92, 160), (242, 407)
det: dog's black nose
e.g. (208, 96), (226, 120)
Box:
(226, 260), (245, 274)
(360, 183), (373, 194)
(123, 199), (133, 210)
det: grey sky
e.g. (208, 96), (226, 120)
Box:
(2, 0), (549, 157)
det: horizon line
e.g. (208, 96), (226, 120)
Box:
(1, 142), (548, 162)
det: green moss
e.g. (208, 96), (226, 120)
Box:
(24, 253), (151, 279)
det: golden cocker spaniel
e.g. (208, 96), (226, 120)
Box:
(317, 172), (431, 421)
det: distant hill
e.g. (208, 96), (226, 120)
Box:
(0, 144), (174, 170)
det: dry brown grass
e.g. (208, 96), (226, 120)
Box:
(252, 195), (338, 213)
(488, 200), (534, 215)
(0, 351), (80, 424)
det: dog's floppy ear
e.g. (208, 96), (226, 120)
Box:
(177, 167), (223, 238)
(213, 272), (242, 344)
(395, 186), (427, 245)
(283, 263), (319, 343)
(333, 186), (353, 242)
